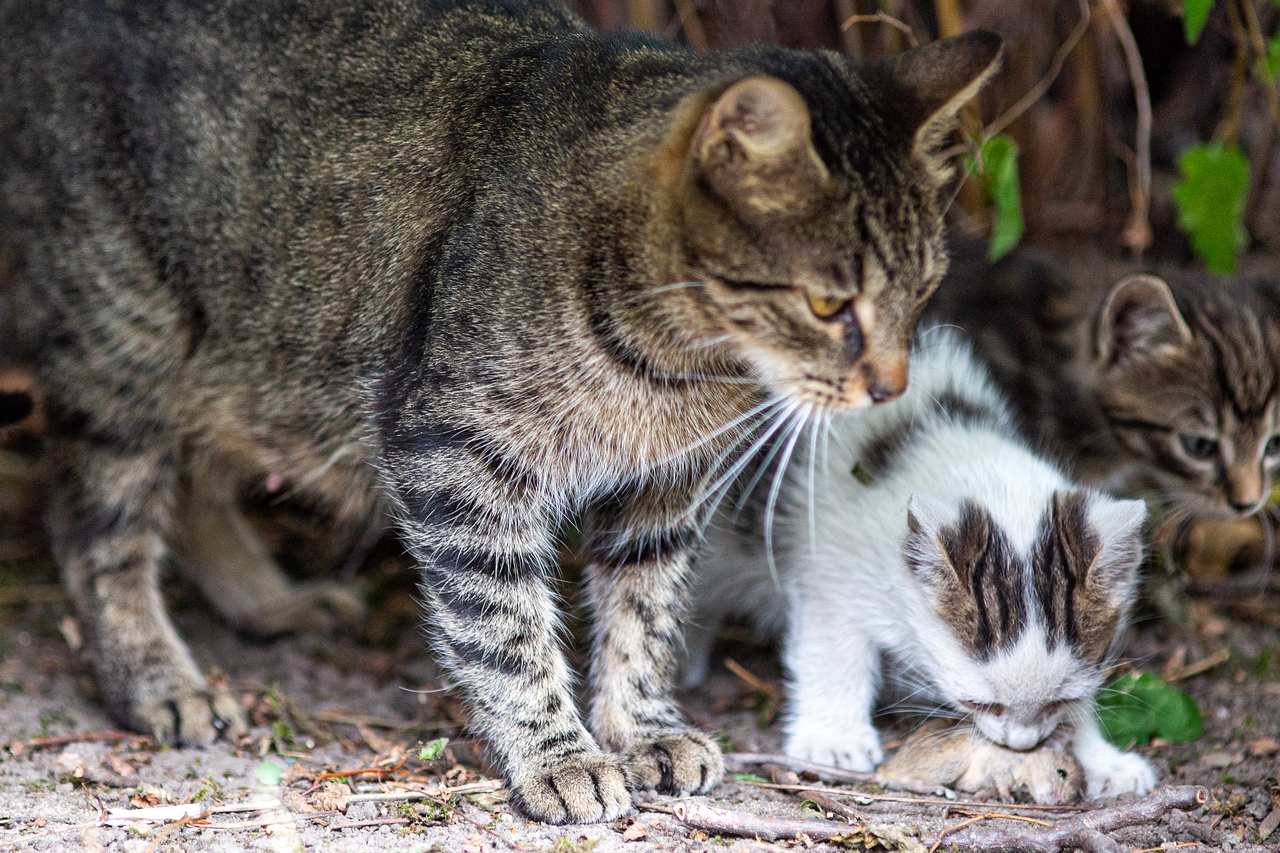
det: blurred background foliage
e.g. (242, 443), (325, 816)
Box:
(570, 0), (1280, 273)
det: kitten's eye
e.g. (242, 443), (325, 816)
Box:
(807, 291), (852, 321)
(1265, 435), (1280, 458)
(1179, 433), (1218, 460)
(1057, 768), (1068, 779)
(958, 699), (1005, 716)
(1037, 699), (1070, 720)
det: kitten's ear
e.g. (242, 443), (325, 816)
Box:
(905, 494), (955, 582)
(693, 75), (830, 215)
(1096, 274), (1192, 366)
(1083, 494), (1147, 592)
(906, 494), (952, 539)
(888, 30), (1003, 158)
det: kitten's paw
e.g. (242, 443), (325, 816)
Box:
(511, 752), (632, 824)
(625, 729), (724, 795)
(786, 724), (883, 771)
(129, 678), (248, 747)
(1082, 750), (1156, 798)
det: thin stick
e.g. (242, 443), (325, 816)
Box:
(736, 779), (1091, 812)
(948, 808), (1052, 827)
(672, 802), (861, 842)
(985, 0), (1091, 139)
(722, 659), (783, 700)
(8, 730), (147, 751)
(1100, 0), (1152, 251)
(725, 752), (950, 795)
(1239, 0), (1280, 135)
(839, 13), (919, 48)
(143, 814), (194, 853)
(328, 817), (410, 830)
(929, 814), (985, 853)
(670, 0), (707, 51)
(1164, 647), (1231, 682)
(802, 791), (864, 823)
(311, 756), (407, 784)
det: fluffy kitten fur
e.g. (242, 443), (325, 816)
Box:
(0, 0), (1000, 823)
(930, 239), (1280, 520)
(685, 329), (1156, 797)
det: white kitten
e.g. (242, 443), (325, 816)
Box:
(685, 328), (1156, 798)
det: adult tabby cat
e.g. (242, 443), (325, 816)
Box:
(0, 0), (1000, 823)
(930, 239), (1280, 522)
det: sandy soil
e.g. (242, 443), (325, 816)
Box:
(0, 442), (1278, 852)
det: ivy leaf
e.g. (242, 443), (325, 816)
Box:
(968, 133), (1025, 262)
(1171, 142), (1250, 274)
(1183, 0), (1215, 45)
(1267, 33), (1280, 78)
(1097, 671), (1203, 747)
(418, 737), (449, 761)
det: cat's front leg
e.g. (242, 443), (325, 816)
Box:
(387, 431), (628, 824)
(584, 485), (723, 797)
(1068, 703), (1156, 798)
(782, 611), (883, 771)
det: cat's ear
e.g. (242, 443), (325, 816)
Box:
(1083, 494), (1146, 592)
(1096, 274), (1192, 366)
(888, 30), (1003, 158)
(905, 494), (955, 581)
(693, 75), (830, 215)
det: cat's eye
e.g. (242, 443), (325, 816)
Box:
(1057, 768), (1068, 779)
(958, 699), (1005, 716)
(1265, 435), (1280, 458)
(807, 291), (852, 321)
(1179, 433), (1218, 460)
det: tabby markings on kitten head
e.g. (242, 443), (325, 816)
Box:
(1095, 273), (1280, 518)
(906, 488), (1145, 751)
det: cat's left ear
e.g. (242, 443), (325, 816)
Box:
(888, 30), (1004, 158)
(693, 75), (831, 216)
(1082, 494), (1147, 593)
(1096, 274), (1192, 366)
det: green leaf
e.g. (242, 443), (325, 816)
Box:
(1097, 671), (1203, 747)
(1171, 142), (1250, 273)
(1183, 0), (1215, 45)
(730, 773), (769, 783)
(1267, 34), (1280, 78)
(255, 761), (283, 787)
(969, 134), (1025, 262)
(418, 737), (449, 761)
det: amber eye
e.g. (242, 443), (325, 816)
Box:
(807, 291), (851, 320)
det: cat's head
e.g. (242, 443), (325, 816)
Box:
(652, 33), (1001, 410)
(1092, 273), (1280, 518)
(904, 490), (1146, 750)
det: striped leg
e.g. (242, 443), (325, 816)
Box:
(584, 486), (724, 795)
(387, 428), (629, 824)
(46, 432), (247, 745)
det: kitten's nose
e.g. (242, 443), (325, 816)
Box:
(1225, 465), (1263, 513)
(867, 379), (901, 403)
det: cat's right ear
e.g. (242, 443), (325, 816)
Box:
(1096, 274), (1192, 366)
(693, 76), (830, 216)
(888, 30), (1003, 159)
(905, 494), (956, 582)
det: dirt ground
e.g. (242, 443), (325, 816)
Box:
(0, 438), (1279, 853)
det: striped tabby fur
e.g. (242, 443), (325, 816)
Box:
(0, 0), (999, 822)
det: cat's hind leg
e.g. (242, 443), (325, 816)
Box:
(585, 481), (724, 797)
(46, 433), (248, 745)
(171, 472), (366, 636)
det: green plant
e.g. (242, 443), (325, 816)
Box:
(1097, 670), (1203, 747)
(969, 133), (1025, 261)
(1171, 141), (1250, 273)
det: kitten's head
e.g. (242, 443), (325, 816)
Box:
(1092, 273), (1280, 518)
(654, 33), (1001, 410)
(905, 490), (1146, 750)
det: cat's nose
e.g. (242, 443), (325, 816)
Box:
(867, 379), (901, 403)
(864, 358), (908, 404)
(1225, 465), (1263, 512)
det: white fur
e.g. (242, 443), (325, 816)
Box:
(685, 328), (1155, 796)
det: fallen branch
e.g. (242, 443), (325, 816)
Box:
(673, 786), (1207, 852)
(937, 785), (1208, 853)
(1100, 0), (1153, 251)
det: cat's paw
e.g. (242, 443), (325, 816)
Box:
(126, 677), (248, 747)
(1081, 750), (1156, 798)
(511, 752), (632, 824)
(625, 729), (724, 795)
(786, 723), (883, 771)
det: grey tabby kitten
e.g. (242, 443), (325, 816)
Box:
(931, 239), (1280, 521)
(1, 0), (999, 823)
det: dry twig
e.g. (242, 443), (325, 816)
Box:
(6, 730), (147, 753)
(985, 0), (1091, 139)
(670, 0), (707, 51)
(1100, 0), (1153, 251)
(839, 13), (919, 48)
(672, 801), (862, 842)
(726, 751), (951, 796)
(1239, 0), (1280, 135)
(722, 659), (782, 700)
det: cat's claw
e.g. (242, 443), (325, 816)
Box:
(131, 681), (248, 747)
(786, 725), (883, 772)
(625, 729), (724, 795)
(1082, 750), (1156, 798)
(511, 752), (632, 824)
